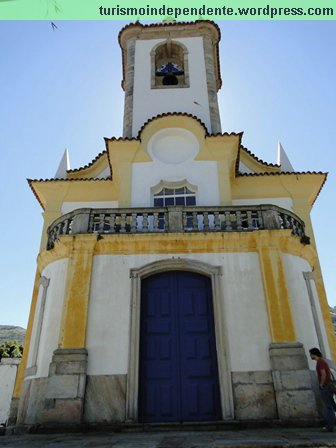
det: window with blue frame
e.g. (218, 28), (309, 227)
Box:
(153, 186), (196, 207)
(153, 186), (197, 229)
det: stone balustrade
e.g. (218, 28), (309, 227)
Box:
(47, 205), (308, 250)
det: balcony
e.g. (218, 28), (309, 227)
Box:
(46, 205), (309, 250)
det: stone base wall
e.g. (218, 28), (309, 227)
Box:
(84, 375), (126, 423)
(17, 348), (88, 425)
(42, 348), (87, 424)
(17, 377), (48, 425)
(269, 342), (318, 419)
(232, 371), (277, 420)
(15, 342), (321, 426)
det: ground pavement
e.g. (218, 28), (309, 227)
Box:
(1, 427), (336, 448)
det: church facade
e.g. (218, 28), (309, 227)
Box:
(11, 21), (335, 427)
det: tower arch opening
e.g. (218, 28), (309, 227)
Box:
(151, 40), (189, 89)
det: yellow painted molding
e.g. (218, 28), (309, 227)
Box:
(39, 230), (315, 265)
(37, 230), (319, 351)
(37, 240), (71, 273)
(58, 235), (97, 349)
(196, 134), (239, 162)
(233, 173), (326, 208)
(30, 179), (117, 211)
(13, 270), (41, 398)
(107, 140), (144, 207)
(217, 162), (232, 205)
(118, 163), (133, 207)
(257, 236), (296, 343)
(291, 200), (335, 359)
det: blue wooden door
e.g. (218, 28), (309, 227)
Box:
(138, 271), (221, 423)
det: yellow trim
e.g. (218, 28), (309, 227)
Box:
(37, 230), (314, 350)
(198, 135), (240, 205)
(291, 200), (336, 360)
(13, 270), (41, 398)
(257, 236), (296, 342)
(37, 230), (316, 270)
(217, 162), (232, 205)
(30, 179), (117, 211)
(58, 235), (97, 348)
(233, 174), (326, 209)
(107, 140), (143, 207)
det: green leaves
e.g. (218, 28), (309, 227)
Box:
(0, 341), (23, 360)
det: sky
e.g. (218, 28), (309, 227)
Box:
(1, 20), (335, 329)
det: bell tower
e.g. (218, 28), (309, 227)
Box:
(119, 21), (222, 138)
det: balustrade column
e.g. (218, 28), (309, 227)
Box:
(167, 206), (183, 232)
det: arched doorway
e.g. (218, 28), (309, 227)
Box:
(138, 271), (222, 423)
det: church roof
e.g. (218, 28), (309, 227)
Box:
(66, 149), (113, 178)
(27, 177), (112, 209)
(238, 171), (327, 206)
(240, 145), (279, 168)
(27, 116), (326, 210)
(136, 112), (209, 138)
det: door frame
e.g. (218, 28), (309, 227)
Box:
(126, 258), (233, 422)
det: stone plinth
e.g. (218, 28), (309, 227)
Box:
(232, 371), (277, 419)
(269, 342), (318, 419)
(42, 348), (87, 424)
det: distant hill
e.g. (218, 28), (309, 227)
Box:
(0, 326), (26, 345)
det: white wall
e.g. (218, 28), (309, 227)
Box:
(131, 160), (219, 207)
(86, 252), (271, 375)
(309, 278), (331, 359)
(26, 259), (68, 379)
(132, 37), (211, 136)
(0, 359), (20, 425)
(219, 252), (271, 371)
(282, 254), (329, 369)
(131, 125), (219, 207)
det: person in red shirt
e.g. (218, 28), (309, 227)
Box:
(309, 347), (335, 432)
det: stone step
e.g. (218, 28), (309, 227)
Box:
(7, 418), (322, 435)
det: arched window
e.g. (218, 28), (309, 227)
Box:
(151, 40), (189, 89)
(152, 181), (197, 229)
(153, 186), (196, 207)
(152, 180), (197, 206)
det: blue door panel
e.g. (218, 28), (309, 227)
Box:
(139, 271), (221, 423)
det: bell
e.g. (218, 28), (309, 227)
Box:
(162, 74), (178, 85)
